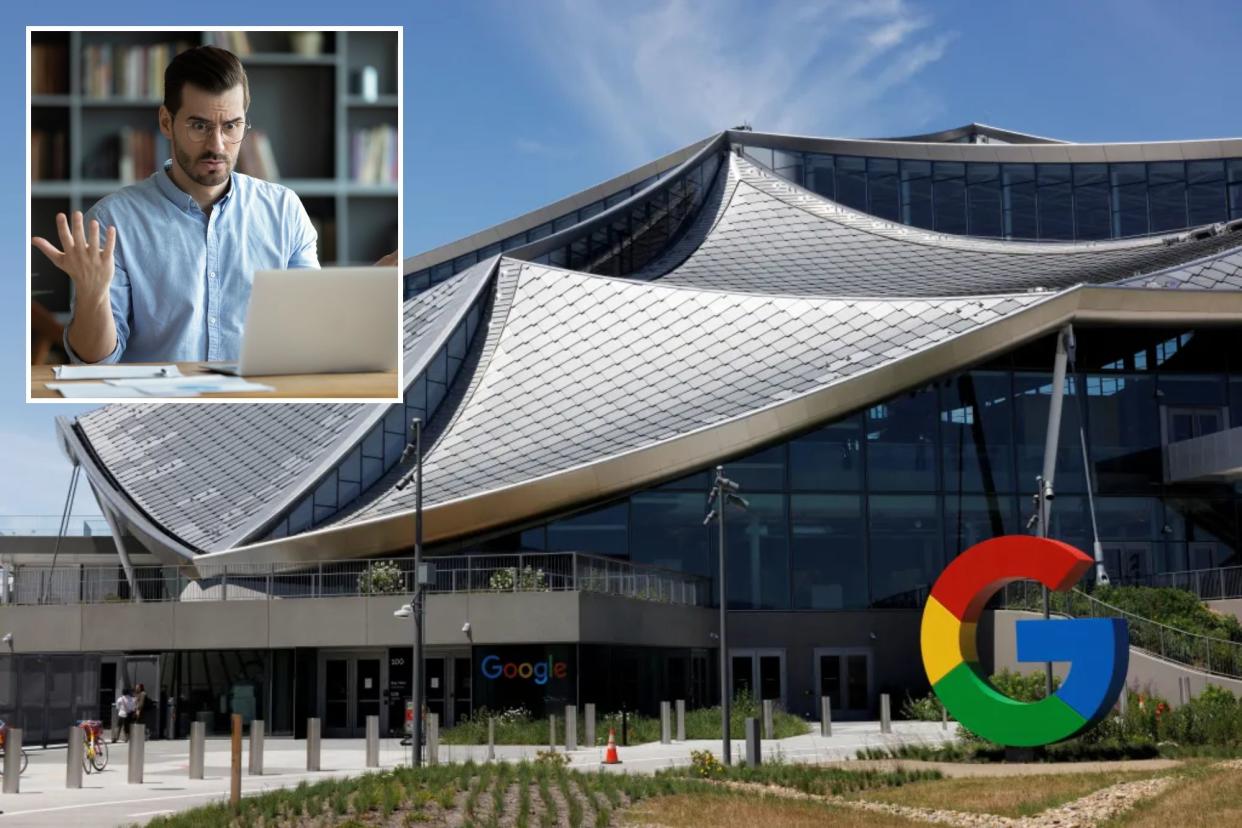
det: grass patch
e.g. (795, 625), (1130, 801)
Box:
(1097, 761), (1242, 828)
(660, 761), (942, 795)
(442, 693), (809, 746)
(625, 791), (928, 827)
(849, 770), (1161, 818)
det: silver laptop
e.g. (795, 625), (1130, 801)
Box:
(212, 267), (398, 377)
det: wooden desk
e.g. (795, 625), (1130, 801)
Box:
(32, 361), (399, 400)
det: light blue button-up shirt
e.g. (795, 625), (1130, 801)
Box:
(67, 161), (319, 364)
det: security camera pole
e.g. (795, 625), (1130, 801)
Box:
(395, 418), (425, 767)
(704, 465), (747, 765)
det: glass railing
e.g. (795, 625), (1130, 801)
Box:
(0, 515), (111, 537)
(997, 580), (1242, 679)
(3, 551), (711, 609)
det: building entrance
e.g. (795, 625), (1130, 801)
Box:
(814, 647), (873, 719)
(729, 648), (785, 707)
(319, 650), (387, 737)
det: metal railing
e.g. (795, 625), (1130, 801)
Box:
(2, 551), (710, 609)
(0, 515), (111, 537)
(997, 581), (1242, 680)
(1120, 566), (1242, 602)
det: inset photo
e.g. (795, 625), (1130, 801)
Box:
(27, 26), (401, 401)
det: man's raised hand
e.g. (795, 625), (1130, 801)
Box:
(32, 211), (117, 301)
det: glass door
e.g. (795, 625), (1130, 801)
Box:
(452, 656), (472, 727)
(320, 651), (388, 737)
(424, 657), (446, 724)
(814, 648), (873, 719)
(324, 658), (349, 736)
(728, 649), (785, 707)
(1102, 542), (1151, 584)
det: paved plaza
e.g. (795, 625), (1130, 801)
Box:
(0, 721), (955, 826)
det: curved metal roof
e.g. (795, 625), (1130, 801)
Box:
(65, 128), (1242, 567)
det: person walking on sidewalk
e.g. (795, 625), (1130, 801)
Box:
(115, 688), (134, 743)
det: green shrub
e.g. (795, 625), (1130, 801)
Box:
(900, 690), (947, 721)
(358, 561), (405, 594)
(489, 565), (548, 592)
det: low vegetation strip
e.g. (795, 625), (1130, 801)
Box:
(441, 693), (808, 746)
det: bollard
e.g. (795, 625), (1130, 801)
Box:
(660, 701), (671, 745)
(2, 727), (21, 793)
(250, 719), (265, 776)
(229, 715), (241, 807)
(189, 721), (206, 779)
(880, 693), (892, 734)
(1119, 689), (1128, 717)
(820, 696), (832, 737)
(762, 699), (774, 740)
(1178, 676), (1189, 706)
(365, 715), (379, 768)
(487, 717), (495, 761)
(676, 699), (686, 742)
(307, 718), (321, 771)
(941, 702), (949, 731)
(585, 703), (596, 747)
(428, 712), (440, 765)
(67, 725), (84, 789)
(129, 723), (146, 784)
(744, 717), (761, 767)
(549, 714), (557, 748)
(566, 705), (577, 751)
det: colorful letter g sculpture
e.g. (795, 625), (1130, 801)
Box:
(921, 535), (1128, 747)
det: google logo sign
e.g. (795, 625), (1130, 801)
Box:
(480, 654), (568, 686)
(921, 535), (1129, 747)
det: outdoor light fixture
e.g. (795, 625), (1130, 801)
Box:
(704, 464), (747, 766)
(394, 418), (425, 767)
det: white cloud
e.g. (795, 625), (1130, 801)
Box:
(517, 0), (955, 162)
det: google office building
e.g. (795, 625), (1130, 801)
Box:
(6, 123), (1242, 744)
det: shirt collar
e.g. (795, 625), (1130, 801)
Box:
(157, 159), (238, 214)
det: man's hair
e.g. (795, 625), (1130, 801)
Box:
(163, 46), (250, 116)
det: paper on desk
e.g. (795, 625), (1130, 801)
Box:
(107, 376), (275, 396)
(53, 364), (182, 380)
(46, 382), (150, 398)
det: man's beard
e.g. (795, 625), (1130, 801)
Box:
(172, 135), (231, 186)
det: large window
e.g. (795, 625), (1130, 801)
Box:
(478, 327), (1242, 609)
(737, 144), (1241, 242)
(791, 495), (865, 609)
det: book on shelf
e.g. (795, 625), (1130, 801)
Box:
(235, 130), (280, 181)
(81, 41), (192, 99)
(31, 130), (68, 180)
(349, 125), (398, 185)
(31, 42), (69, 94)
(81, 129), (162, 183)
(202, 31), (252, 57)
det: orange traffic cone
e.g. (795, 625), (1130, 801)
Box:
(602, 727), (622, 764)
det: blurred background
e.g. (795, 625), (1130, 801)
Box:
(29, 28), (399, 364)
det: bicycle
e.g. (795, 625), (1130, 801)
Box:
(77, 720), (108, 774)
(0, 719), (29, 776)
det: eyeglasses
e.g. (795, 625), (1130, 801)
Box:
(182, 119), (251, 144)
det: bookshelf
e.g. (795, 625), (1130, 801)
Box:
(30, 29), (399, 318)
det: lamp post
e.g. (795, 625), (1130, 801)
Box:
(704, 465), (747, 765)
(394, 418), (425, 767)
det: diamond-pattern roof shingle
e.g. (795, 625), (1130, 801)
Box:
(649, 156), (1242, 295)
(1111, 244), (1242, 290)
(347, 260), (1048, 519)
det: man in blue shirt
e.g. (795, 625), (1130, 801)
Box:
(31, 45), (397, 365)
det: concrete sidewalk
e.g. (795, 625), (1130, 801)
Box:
(0, 721), (955, 826)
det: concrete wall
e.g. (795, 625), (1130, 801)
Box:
(0, 592), (713, 653)
(988, 610), (1242, 705)
(1207, 598), (1242, 621)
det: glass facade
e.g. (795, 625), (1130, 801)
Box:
(406, 149), (723, 298)
(467, 326), (1242, 609)
(741, 145), (1242, 242)
(263, 285), (486, 539)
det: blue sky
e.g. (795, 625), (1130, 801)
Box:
(2, 0), (1241, 521)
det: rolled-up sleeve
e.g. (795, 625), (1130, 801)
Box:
(287, 193), (320, 270)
